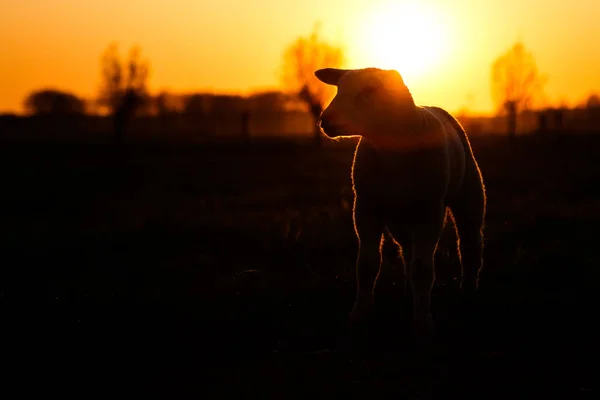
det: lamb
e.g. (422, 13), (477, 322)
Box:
(314, 67), (486, 337)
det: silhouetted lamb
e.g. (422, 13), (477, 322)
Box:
(315, 67), (486, 337)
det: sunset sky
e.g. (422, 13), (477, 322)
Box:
(2, 0), (599, 115)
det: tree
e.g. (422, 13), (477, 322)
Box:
(490, 41), (546, 138)
(97, 42), (151, 142)
(586, 93), (600, 109)
(281, 22), (345, 145)
(24, 89), (85, 116)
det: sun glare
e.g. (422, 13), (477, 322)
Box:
(356, 2), (452, 82)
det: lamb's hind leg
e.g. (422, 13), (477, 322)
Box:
(449, 176), (486, 292)
(409, 204), (446, 337)
(385, 224), (412, 298)
(350, 199), (385, 324)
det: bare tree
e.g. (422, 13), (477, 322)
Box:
(281, 22), (345, 145)
(98, 42), (151, 142)
(490, 41), (546, 138)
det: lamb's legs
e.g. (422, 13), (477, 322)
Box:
(385, 224), (413, 297)
(409, 205), (446, 338)
(350, 200), (385, 324)
(449, 171), (486, 292)
(451, 207), (485, 292)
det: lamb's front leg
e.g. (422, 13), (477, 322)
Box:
(350, 200), (385, 325)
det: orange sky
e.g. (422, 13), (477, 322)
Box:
(2, 0), (599, 115)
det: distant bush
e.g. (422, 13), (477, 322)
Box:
(23, 89), (85, 116)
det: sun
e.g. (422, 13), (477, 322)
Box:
(355, 2), (452, 82)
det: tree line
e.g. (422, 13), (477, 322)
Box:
(20, 23), (600, 142)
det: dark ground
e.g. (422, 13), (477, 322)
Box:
(1, 131), (599, 398)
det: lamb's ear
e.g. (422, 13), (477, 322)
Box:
(314, 68), (350, 86)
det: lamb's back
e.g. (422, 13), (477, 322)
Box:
(352, 108), (459, 211)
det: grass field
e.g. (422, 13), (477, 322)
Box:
(1, 132), (599, 397)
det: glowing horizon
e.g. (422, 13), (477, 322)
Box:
(2, 0), (600, 116)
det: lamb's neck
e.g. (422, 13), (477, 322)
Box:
(399, 104), (422, 130)
(380, 103), (422, 135)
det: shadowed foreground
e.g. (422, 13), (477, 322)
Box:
(1, 133), (598, 398)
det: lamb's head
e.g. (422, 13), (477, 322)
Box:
(315, 67), (415, 139)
